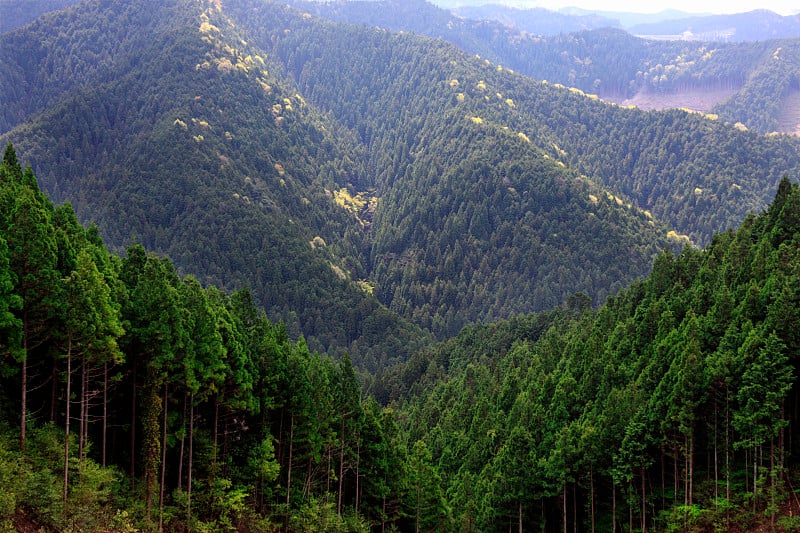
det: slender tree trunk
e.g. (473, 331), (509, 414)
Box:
(20, 327), (27, 452)
(714, 402), (719, 505)
(356, 438), (361, 514)
(519, 501), (523, 533)
(177, 394), (186, 491)
(573, 483), (577, 533)
(222, 415), (229, 478)
(771, 438), (776, 529)
(641, 466), (646, 533)
(286, 412), (294, 508)
(79, 356), (86, 465)
(159, 383), (168, 532)
(63, 339), (72, 505)
(326, 446), (332, 502)
(689, 433), (694, 506)
(50, 358), (58, 422)
(338, 416), (345, 516)
(187, 394), (194, 523)
(746, 447), (752, 494)
(415, 474), (421, 533)
(563, 481), (567, 533)
(660, 447), (665, 512)
(213, 398), (220, 480)
(130, 360), (137, 488)
(612, 480), (617, 533)
(590, 466), (595, 533)
(629, 482), (633, 533)
(102, 362), (108, 467)
(753, 445), (758, 513)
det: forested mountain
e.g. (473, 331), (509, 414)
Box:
(291, 0), (800, 134)
(452, 4), (618, 35)
(0, 0), (77, 34)
(388, 177), (800, 532)
(0, 0), (431, 367)
(454, 4), (800, 42)
(227, 0), (800, 329)
(628, 9), (800, 41)
(3, 147), (800, 531)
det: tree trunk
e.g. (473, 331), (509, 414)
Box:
(20, 327), (27, 452)
(187, 394), (194, 523)
(753, 445), (758, 512)
(287, 412), (294, 508)
(102, 362), (108, 467)
(355, 438), (361, 514)
(563, 482), (567, 533)
(590, 466), (595, 533)
(771, 438), (776, 528)
(63, 338), (72, 505)
(688, 433), (694, 506)
(641, 466), (646, 533)
(159, 383), (168, 532)
(338, 416), (345, 516)
(50, 358), (58, 422)
(177, 394), (186, 491)
(212, 397), (220, 480)
(612, 481), (616, 533)
(130, 360), (137, 488)
(79, 356), (86, 465)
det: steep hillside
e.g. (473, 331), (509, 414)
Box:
(229, 2), (800, 294)
(290, 0), (800, 134)
(392, 177), (800, 531)
(0, 0), (429, 368)
(225, 1), (676, 336)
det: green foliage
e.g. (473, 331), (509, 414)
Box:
(389, 178), (800, 531)
(291, 1), (800, 133)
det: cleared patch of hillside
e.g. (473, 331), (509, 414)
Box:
(778, 89), (800, 135)
(613, 86), (738, 113)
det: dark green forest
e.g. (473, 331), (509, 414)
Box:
(3, 150), (800, 531)
(290, 0), (800, 134)
(3, 0), (799, 346)
(2, 1), (800, 530)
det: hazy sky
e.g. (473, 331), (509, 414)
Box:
(497, 0), (800, 15)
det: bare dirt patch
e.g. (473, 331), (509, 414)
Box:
(610, 86), (739, 113)
(777, 89), (800, 135)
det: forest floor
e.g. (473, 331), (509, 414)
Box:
(12, 509), (41, 533)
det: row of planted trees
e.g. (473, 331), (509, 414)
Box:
(0, 143), (447, 532)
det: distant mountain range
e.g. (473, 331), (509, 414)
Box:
(287, 0), (800, 134)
